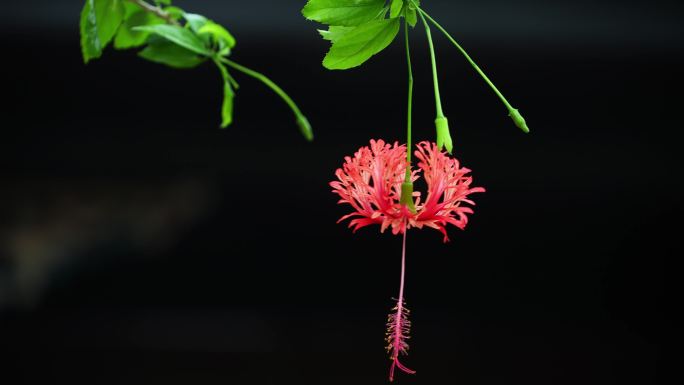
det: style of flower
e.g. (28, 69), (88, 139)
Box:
(330, 139), (485, 242)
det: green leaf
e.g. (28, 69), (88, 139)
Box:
(134, 24), (211, 56)
(80, 0), (125, 63)
(181, 13), (214, 47)
(121, 1), (139, 18)
(323, 18), (400, 70)
(182, 13), (209, 33)
(96, 0), (125, 47)
(221, 81), (235, 128)
(390, 0), (403, 18)
(318, 26), (353, 43)
(405, 0), (420, 26)
(302, 0), (386, 27)
(405, 8), (417, 27)
(163, 6), (184, 20)
(80, 0), (101, 63)
(138, 39), (205, 69)
(198, 22), (236, 49)
(155, 0), (172, 5)
(114, 6), (164, 49)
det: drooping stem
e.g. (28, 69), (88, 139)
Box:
(127, 0), (180, 26)
(219, 58), (313, 141)
(404, 19), (414, 183)
(416, 8), (517, 116)
(419, 11), (446, 120)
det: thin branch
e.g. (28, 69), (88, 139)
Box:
(128, 0), (180, 26)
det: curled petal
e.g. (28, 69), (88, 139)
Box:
(331, 139), (485, 241)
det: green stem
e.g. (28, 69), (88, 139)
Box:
(416, 7), (513, 113)
(220, 58), (313, 141)
(419, 11), (445, 120)
(212, 57), (239, 89)
(404, 19), (413, 183)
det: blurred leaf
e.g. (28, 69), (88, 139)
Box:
(134, 24), (210, 55)
(182, 13), (209, 33)
(80, 0), (125, 63)
(80, 0), (101, 62)
(198, 22), (236, 49)
(323, 18), (400, 70)
(114, 6), (164, 49)
(95, 0), (125, 46)
(155, 0), (172, 4)
(302, 0), (385, 26)
(163, 6), (184, 20)
(138, 39), (205, 68)
(121, 1), (139, 18)
(181, 13), (213, 47)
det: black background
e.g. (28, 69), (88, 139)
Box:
(1, 1), (681, 384)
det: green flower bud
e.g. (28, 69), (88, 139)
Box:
(435, 116), (453, 153)
(400, 182), (417, 213)
(296, 115), (313, 141)
(509, 108), (529, 133)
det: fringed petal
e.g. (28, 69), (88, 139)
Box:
(332, 140), (484, 240)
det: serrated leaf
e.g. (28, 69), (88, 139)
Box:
(114, 7), (164, 49)
(198, 22), (236, 49)
(318, 26), (353, 43)
(302, 0), (386, 27)
(80, 0), (125, 63)
(323, 18), (400, 70)
(134, 24), (210, 56)
(138, 39), (205, 68)
(390, 0), (403, 18)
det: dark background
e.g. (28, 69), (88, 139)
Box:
(1, 0), (681, 384)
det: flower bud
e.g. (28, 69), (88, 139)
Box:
(435, 116), (453, 153)
(509, 108), (529, 133)
(400, 182), (417, 213)
(296, 115), (313, 141)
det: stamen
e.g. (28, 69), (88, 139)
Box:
(386, 229), (416, 381)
